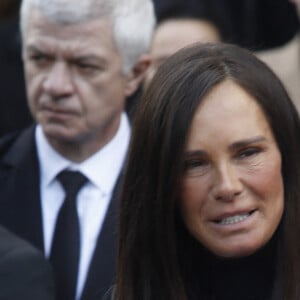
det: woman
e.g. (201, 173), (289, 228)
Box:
(114, 43), (300, 299)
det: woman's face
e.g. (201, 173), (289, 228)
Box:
(180, 80), (284, 258)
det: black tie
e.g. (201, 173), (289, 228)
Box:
(50, 170), (87, 300)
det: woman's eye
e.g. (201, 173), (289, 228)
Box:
(183, 158), (209, 172)
(237, 147), (261, 159)
(183, 158), (210, 177)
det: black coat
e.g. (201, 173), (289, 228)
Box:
(0, 225), (54, 300)
(0, 126), (121, 300)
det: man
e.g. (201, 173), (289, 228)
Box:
(0, 0), (155, 299)
(0, 225), (54, 300)
(144, 17), (221, 86)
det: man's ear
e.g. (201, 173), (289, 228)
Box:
(124, 54), (151, 97)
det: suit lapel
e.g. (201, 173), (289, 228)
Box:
(80, 175), (122, 300)
(0, 126), (125, 299)
(0, 126), (44, 251)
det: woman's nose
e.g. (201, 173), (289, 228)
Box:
(212, 163), (243, 201)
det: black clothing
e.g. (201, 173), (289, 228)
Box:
(0, 126), (121, 300)
(103, 235), (281, 300)
(180, 234), (280, 300)
(153, 0), (299, 50)
(50, 171), (88, 300)
(0, 225), (55, 300)
(0, 19), (33, 136)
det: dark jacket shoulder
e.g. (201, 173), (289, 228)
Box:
(0, 225), (55, 300)
(101, 286), (116, 300)
(0, 130), (23, 156)
(0, 126), (36, 166)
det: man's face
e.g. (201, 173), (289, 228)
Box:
(23, 9), (132, 154)
(145, 19), (220, 86)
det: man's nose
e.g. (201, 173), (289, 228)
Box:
(212, 162), (243, 201)
(42, 62), (74, 99)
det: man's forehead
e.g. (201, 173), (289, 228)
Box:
(33, 0), (115, 24)
(24, 37), (116, 62)
(24, 11), (115, 50)
(25, 8), (113, 38)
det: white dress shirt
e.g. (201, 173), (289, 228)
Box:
(35, 113), (130, 300)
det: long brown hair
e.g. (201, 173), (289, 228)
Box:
(116, 43), (300, 300)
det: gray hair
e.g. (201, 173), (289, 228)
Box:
(20, 0), (156, 73)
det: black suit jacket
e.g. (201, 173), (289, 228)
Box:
(0, 126), (121, 300)
(0, 225), (54, 300)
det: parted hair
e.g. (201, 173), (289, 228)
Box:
(116, 43), (300, 300)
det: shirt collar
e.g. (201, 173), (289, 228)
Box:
(36, 113), (130, 196)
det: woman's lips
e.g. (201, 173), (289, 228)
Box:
(213, 210), (256, 225)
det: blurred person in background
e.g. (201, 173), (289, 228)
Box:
(152, 0), (299, 50)
(256, 30), (300, 112)
(256, 0), (300, 111)
(144, 1), (224, 86)
(144, 17), (221, 86)
(150, 0), (300, 111)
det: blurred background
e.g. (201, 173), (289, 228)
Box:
(0, 0), (299, 136)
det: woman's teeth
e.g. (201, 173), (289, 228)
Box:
(218, 213), (251, 225)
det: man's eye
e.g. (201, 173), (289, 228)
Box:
(76, 63), (102, 74)
(78, 63), (94, 70)
(29, 54), (48, 62)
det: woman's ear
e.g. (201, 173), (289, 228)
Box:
(124, 54), (151, 97)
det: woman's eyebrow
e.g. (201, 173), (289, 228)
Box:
(184, 137), (267, 157)
(229, 136), (266, 150)
(183, 150), (207, 158)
